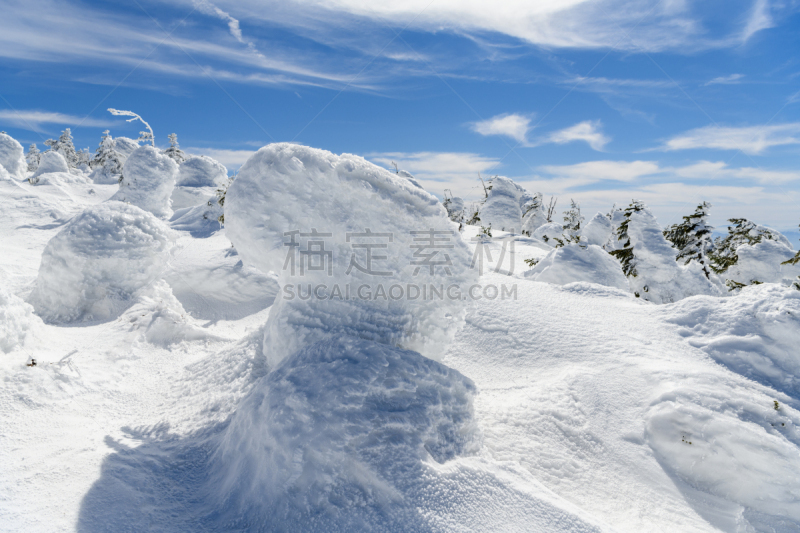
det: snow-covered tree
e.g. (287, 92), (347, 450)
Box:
(709, 218), (785, 274)
(163, 133), (186, 163)
(663, 202), (714, 278)
(782, 225), (800, 290)
(562, 199), (584, 239)
(442, 194), (466, 230)
(26, 144), (40, 171)
(56, 128), (77, 167)
(92, 130), (122, 177)
(107, 108), (155, 147)
(76, 148), (92, 168)
(609, 200), (646, 278)
(521, 192), (547, 236)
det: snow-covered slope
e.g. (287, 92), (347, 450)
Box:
(2, 142), (799, 533)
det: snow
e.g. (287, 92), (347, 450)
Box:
(0, 132), (27, 180)
(532, 221), (564, 245)
(525, 243), (630, 291)
(29, 201), (175, 323)
(109, 145), (178, 219)
(113, 136), (139, 161)
(477, 176), (531, 232)
(176, 154), (228, 187)
(3, 141), (800, 533)
(225, 143), (476, 365)
(725, 239), (800, 286)
(582, 212), (613, 246)
(29, 150), (69, 181)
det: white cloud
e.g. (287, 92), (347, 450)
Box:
(469, 113), (532, 144)
(539, 160), (660, 183)
(543, 120), (610, 151)
(704, 73), (744, 86)
(658, 123), (800, 154)
(0, 109), (112, 131)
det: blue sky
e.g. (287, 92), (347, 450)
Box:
(1, 0), (800, 232)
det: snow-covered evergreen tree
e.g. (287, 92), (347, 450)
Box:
(521, 193), (547, 236)
(663, 201), (714, 278)
(91, 130), (122, 177)
(609, 200), (645, 278)
(56, 128), (77, 167)
(163, 133), (187, 163)
(26, 144), (40, 172)
(108, 108), (155, 147)
(562, 199), (584, 239)
(709, 218), (784, 273)
(782, 225), (800, 280)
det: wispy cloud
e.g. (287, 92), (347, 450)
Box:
(469, 113), (532, 144)
(0, 109), (112, 131)
(541, 120), (610, 151)
(704, 73), (745, 86)
(656, 123), (800, 154)
(538, 160), (660, 184)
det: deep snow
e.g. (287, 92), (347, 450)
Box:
(1, 141), (799, 533)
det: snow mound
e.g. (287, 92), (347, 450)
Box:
(646, 377), (800, 526)
(176, 155), (228, 187)
(525, 243), (630, 291)
(207, 335), (478, 529)
(478, 176), (531, 232)
(30, 151), (69, 182)
(582, 212), (612, 247)
(225, 143), (476, 364)
(725, 239), (800, 286)
(0, 132), (27, 180)
(0, 286), (41, 353)
(110, 146), (178, 219)
(397, 169), (424, 189)
(532, 222), (564, 245)
(30, 171), (90, 187)
(171, 186), (219, 210)
(662, 284), (800, 397)
(113, 137), (139, 161)
(29, 201), (175, 323)
(625, 208), (720, 303)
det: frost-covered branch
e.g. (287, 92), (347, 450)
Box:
(107, 108), (155, 147)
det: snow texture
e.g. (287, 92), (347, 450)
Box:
(225, 143), (477, 365)
(30, 151), (69, 181)
(583, 212), (613, 247)
(113, 136), (139, 162)
(532, 222), (565, 245)
(29, 201), (175, 323)
(0, 132), (27, 180)
(176, 155), (228, 187)
(397, 169), (424, 189)
(662, 283), (800, 397)
(478, 176), (532, 232)
(0, 286), (41, 354)
(725, 239), (800, 286)
(110, 145), (178, 219)
(525, 243), (630, 291)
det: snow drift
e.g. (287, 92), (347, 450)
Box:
(0, 286), (41, 354)
(30, 151), (70, 182)
(225, 143), (477, 365)
(724, 239), (800, 286)
(29, 201), (175, 323)
(110, 146), (178, 219)
(0, 132), (27, 180)
(525, 243), (630, 291)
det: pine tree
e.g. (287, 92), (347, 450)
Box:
(709, 218), (783, 273)
(26, 144), (40, 172)
(91, 130), (122, 176)
(55, 128), (78, 167)
(663, 201), (714, 278)
(138, 130), (154, 146)
(609, 200), (646, 278)
(163, 133), (186, 163)
(562, 199), (584, 239)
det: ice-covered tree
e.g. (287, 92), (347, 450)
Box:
(56, 128), (78, 167)
(562, 199), (584, 239)
(26, 144), (40, 171)
(92, 130), (122, 177)
(163, 133), (186, 163)
(663, 202), (714, 278)
(521, 192), (547, 236)
(76, 148), (92, 168)
(107, 108), (155, 147)
(609, 200), (645, 277)
(709, 218), (784, 274)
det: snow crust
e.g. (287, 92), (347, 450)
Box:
(0, 132), (27, 180)
(110, 145), (178, 219)
(29, 201), (175, 323)
(525, 243), (630, 291)
(225, 143), (476, 364)
(176, 155), (228, 187)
